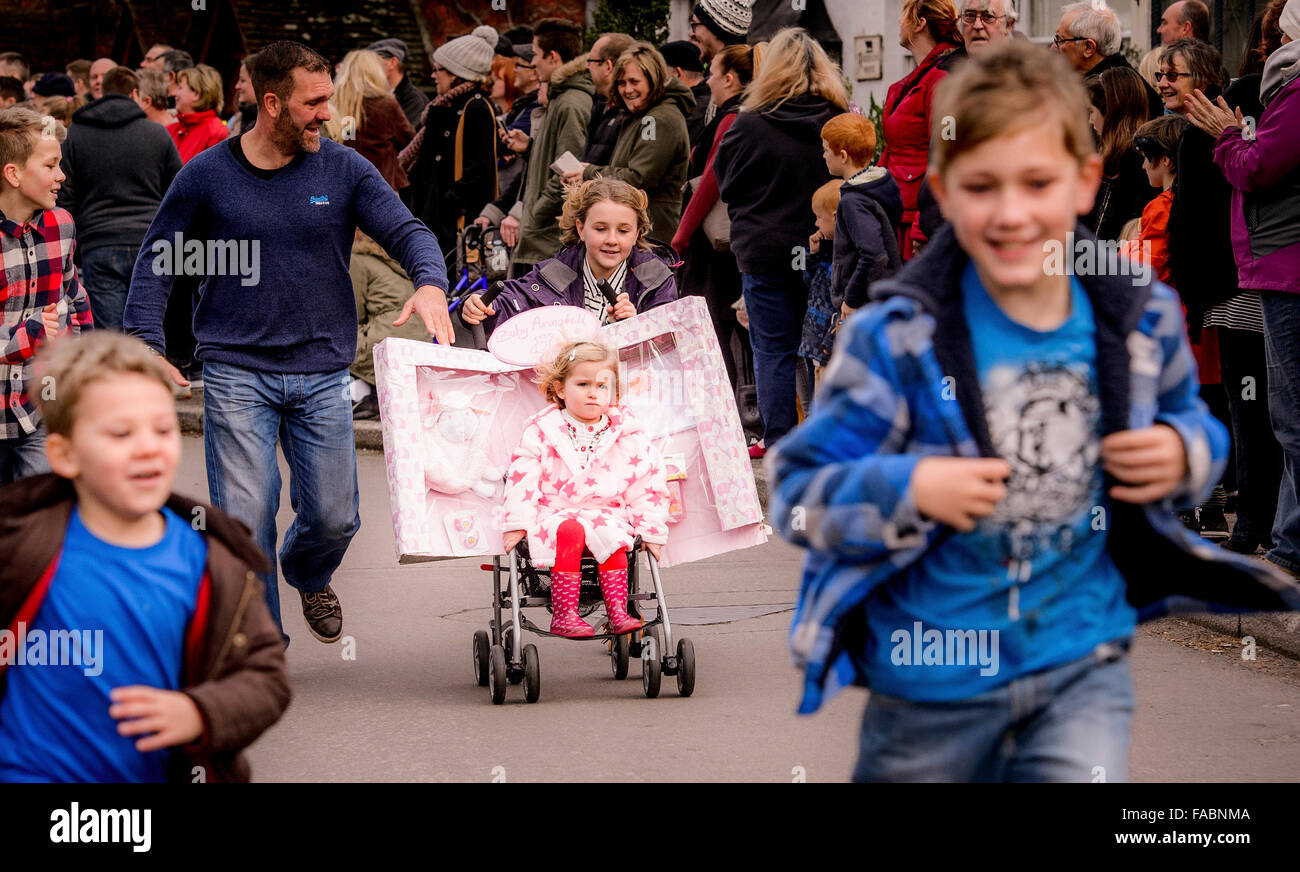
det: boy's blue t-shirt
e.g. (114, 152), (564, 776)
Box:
(0, 506), (207, 782)
(861, 264), (1137, 701)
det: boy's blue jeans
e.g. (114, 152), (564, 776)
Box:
(0, 426), (50, 485)
(853, 640), (1134, 783)
(203, 361), (361, 639)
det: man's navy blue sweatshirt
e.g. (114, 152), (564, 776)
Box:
(124, 137), (447, 373)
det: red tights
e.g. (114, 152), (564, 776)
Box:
(553, 519), (626, 574)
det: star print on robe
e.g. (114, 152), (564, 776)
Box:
(509, 469), (527, 484)
(630, 513), (645, 528)
(500, 405), (670, 568)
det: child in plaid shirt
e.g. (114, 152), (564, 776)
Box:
(0, 107), (93, 483)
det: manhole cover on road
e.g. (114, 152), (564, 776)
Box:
(656, 604), (793, 625)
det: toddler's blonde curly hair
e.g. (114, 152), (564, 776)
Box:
(534, 340), (620, 407)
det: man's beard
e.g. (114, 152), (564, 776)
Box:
(272, 109), (319, 154)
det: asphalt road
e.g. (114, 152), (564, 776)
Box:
(172, 437), (1300, 782)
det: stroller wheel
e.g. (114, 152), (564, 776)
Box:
(676, 638), (696, 698)
(642, 649), (662, 699)
(610, 633), (630, 680)
(488, 644), (507, 705)
(505, 630), (522, 684)
(473, 630), (490, 687)
(523, 644), (541, 703)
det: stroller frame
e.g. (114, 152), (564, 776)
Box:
(472, 539), (697, 704)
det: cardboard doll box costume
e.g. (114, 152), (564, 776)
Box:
(373, 295), (767, 567)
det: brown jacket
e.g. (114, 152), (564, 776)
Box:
(0, 474), (291, 783)
(348, 95), (416, 191)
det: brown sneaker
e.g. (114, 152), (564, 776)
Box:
(300, 586), (343, 643)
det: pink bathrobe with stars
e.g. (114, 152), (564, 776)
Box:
(502, 404), (670, 567)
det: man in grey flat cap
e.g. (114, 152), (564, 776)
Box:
(366, 37), (429, 129)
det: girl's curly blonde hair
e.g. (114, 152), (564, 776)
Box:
(534, 340), (620, 407)
(558, 177), (653, 249)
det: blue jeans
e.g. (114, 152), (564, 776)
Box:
(203, 361), (361, 639)
(853, 641), (1134, 782)
(79, 245), (138, 332)
(742, 272), (808, 445)
(1261, 292), (1300, 572)
(0, 426), (49, 484)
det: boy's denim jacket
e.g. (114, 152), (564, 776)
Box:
(769, 223), (1300, 715)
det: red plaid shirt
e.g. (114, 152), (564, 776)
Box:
(1, 207), (93, 439)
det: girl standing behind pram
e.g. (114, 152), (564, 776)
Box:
(501, 341), (670, 638)
(459, 178), (679, 335)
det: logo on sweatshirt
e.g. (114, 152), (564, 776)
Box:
(309, 195), (330, 206)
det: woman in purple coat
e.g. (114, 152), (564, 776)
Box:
(460, 178), (678, 336)
(1184, 0), (1300, 565)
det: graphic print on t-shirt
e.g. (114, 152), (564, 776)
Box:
(982, 359), (1101, 562)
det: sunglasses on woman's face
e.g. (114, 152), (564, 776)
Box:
(1154, 70), (1189, 82)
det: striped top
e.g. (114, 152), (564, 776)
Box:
(1202, 290), (1264, 333)
(580, 256), (629, 325)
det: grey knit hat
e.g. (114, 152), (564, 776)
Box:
(434, 25), (498, 82)
(693, 0), (752, 43)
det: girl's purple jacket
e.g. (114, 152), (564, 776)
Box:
(484, 244), (678, 335)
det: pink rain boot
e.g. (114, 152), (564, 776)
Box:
(548, 569), (595, 637)
(599, 566), (642, 635)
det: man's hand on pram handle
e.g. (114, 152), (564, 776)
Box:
(644, 542), (662, 561)
(394, 284), (455, 345)
(503, 530), (526, 553)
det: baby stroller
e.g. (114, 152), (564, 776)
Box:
(447, 222), (510, 315)
(472, 537), (696, 704)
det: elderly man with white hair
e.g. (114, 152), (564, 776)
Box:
(1053, 1), (1163, 116)
(958, 0), (1018, 53)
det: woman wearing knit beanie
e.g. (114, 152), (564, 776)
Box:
(404, 25), (502, 266)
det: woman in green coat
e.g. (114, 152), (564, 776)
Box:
(565, 42), (694, 246)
